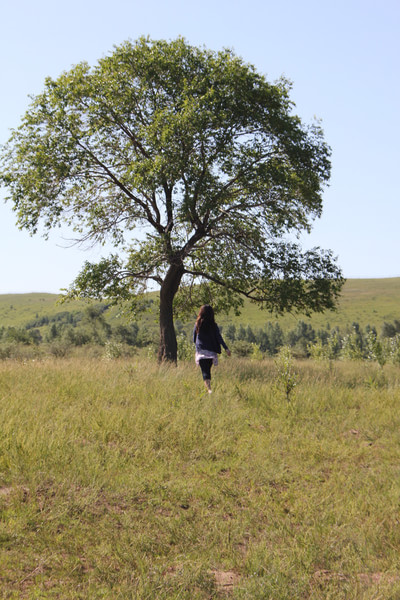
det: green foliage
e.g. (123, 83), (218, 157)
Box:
(340, 325), (365, 360)
(176, 332), (193, 361)
(0, 37), (343, 361)
(388, 334), (400, 364)
(113, 323), (139, 346)
(381, 321), (397, 338)
(103, 340), (135, 359)
(47, 340), (71, 358)
(308, 338), (328, 361)
(308, 331), (341, 361)
(274, 345), (298, 400)
(231, 340), (254, 357)
(237, 324), (247, 341)
(287, 320), (315, 350)
(250, 343), (264, 361)
(246, 325), (256, 343)
(266, 322), (284, 354)
(366, 330), (387, 367)
(6, 289), (400, 369)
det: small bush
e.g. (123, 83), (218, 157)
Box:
(250, 343), (264, 361)
(0, 343), (13, 360)
(103, 340), (135, 360)
(341, 329), (364, 360)
(274, 345), (298, 401)
(231, 340), (253, 357)
(366, 330), (387, 368)
(177, 333), (193, 361)
(47, 341), (72, 358)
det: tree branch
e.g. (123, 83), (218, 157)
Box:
(183, 268), (258, 300)
(108, 108), (151, 159)
(74, 138), (164, 234)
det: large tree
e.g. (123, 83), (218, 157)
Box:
(0, 37), (343, 361)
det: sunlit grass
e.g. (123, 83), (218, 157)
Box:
(2, 277), (400, 333)
(1, 357), (400, 598)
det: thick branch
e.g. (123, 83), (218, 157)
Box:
(74, 138), (164, 234)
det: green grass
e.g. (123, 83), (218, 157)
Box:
(0, 294), (130, 330)
(0, 293), (108, 329)
(218, 277), (400, 333)
(0, 293), (62, 328)
(2, 278), (400, 334)
(1, 356), (400, 598)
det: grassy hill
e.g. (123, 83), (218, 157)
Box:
(1, 278), (400, 335)
(0, 293), (68, 328)
(0, 293), (124, 329)
(219, 278), (400, 334)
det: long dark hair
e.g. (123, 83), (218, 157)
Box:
(195, 304), (215, 333)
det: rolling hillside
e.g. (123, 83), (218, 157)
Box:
(1, 278), (400, 334)
(219, 277), (400, 333)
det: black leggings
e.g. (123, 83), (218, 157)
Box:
(199, 358), (213, 381)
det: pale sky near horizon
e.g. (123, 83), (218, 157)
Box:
(0, 0), (399, 294)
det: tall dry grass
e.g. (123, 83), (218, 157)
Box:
(1, 356), (400, 598)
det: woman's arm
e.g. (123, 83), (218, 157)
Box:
(216, 325), (231, 355)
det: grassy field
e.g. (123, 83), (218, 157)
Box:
(1, 355), (400, 598)
(0, 294), (106, 330)
(1, 278), (400, 334)
(0, 294), (62, 328)
(217, 277), (400, 333)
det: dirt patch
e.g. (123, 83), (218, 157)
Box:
(313, 570), (348, 582)
(357, 572), (400, 585)
(0, 486), (29, 500)
(313, 570), (400, 585)
(210, 570), (240, 592)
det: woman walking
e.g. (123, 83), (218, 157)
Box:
(193, 305), (231, 393)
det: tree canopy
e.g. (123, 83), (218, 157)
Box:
(0, 37), (344, 361)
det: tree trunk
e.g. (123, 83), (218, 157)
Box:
(158, 262), (185, 363)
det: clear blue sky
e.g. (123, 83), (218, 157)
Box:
(0, 0), (399, 293)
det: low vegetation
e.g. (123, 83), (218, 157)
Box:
(2, 279), (400, 365)
(1, 355), (400, 598)
(3, 305), (400, 368)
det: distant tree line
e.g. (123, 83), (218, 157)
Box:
(219, 319), (400, 363)
(169, 318), (400, 363)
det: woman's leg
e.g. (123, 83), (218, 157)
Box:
(204, 378), (212, 393)
(199, 359), (213, 393)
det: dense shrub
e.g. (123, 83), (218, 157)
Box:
(231, 340), (253, 357)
